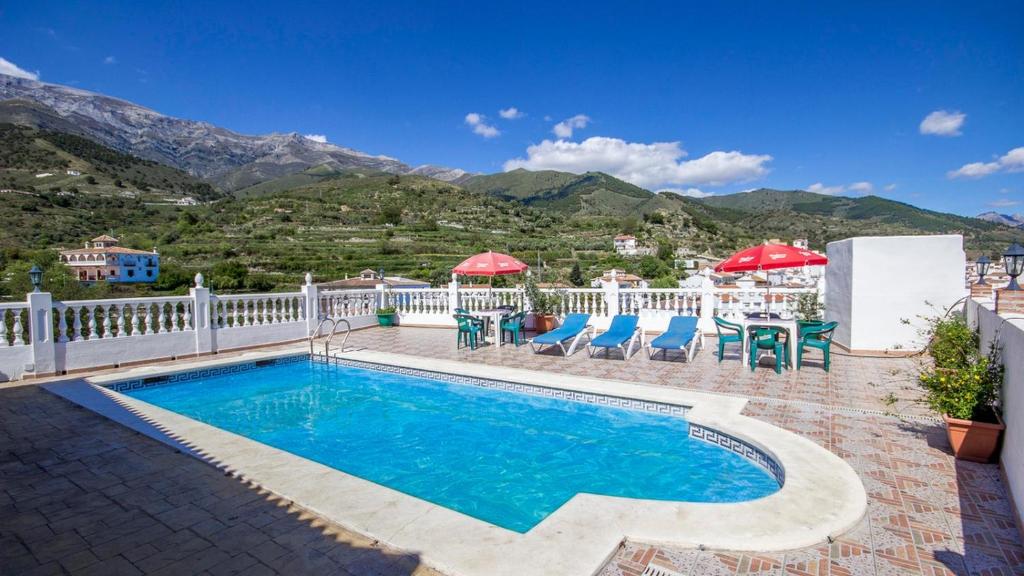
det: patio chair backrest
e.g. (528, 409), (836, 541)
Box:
(607, 315), (639, 334)
(454, 308), (469, 315)
(559, 313), (590, 333)
(804, 321), (838, 342)
(454, 314), (478, 330)
(667, 315), (698, 335)
(713, 316), (742, 336)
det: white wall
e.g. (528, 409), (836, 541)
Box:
(0, 346), (33, 381)
(826, 235), (966, 352)
(967, 298), (1024, 528)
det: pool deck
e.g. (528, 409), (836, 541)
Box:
(2, 326), (1023, 575)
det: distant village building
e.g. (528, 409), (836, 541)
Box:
(35, 173), (53, 178)
(792, 238), (810, 249)
(59, 235), (160, 284)
(318, 269), (430, 290)
(175, 196), (199, 206)
(591, 269), (647, 289)
(66, 169), (81, 176)
(613, 234), (638, 256)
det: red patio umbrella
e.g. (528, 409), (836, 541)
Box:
(715, 244), (827, 316)
(452, 251), (529, 276)
(715, 243), (827, 273)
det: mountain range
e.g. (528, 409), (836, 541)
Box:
(976, 211), (1024, 229)
(0, 73), (470, 192)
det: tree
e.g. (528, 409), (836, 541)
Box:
(378, 204), (403, 225)
(85, 175), (97, 185)
(620, 215), (639, 235)
(386, 174), (401, 186)
(656, 237), (675, 262)
(114, 179), (124, 188)
(569, 261), (584, 287)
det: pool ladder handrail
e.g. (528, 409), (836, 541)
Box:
(310, 317), (351, 356)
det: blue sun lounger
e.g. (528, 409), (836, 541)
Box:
(528, 313), (591, 356)
(587, 314), (640, 359)
(647, 316), (704, 361)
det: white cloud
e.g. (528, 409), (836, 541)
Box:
(304, 134), (328, 143)
(948, 146), (1024, 179)
(807, 182), (847, 195)
(920, 110), (966, 136)
(848, 181), (874, 193)
(884, 183), (897, 191)
(660, 187), (713, 198)
(498, 107), (524, 119)
(552, 114), (590, 138)
(103, 56), (117, 65)
(0, 57), (40, 80)
(503, 137), (772, 189)
(464, 112), (500, 138)
(989, 198), (1020, 208)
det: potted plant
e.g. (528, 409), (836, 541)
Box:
(375, 306), (397, 327)
(524, 277), (557, 334)
(917, 314), (1004, 462)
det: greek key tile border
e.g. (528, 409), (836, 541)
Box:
(104, 354), (308, 393)
(689, 425), (785, 485)
(312, 354), (691, 418)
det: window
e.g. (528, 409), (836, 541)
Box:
(146, 270), (153, 277)
(127, 270), (135, 278)
(110, 269), (116, 276)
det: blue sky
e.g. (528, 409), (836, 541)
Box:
(3, 1), (1023, 216)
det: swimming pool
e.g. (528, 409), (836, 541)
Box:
(118, 356), (779, 532)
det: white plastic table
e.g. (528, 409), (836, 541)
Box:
(472, 308), (510, 348)
(741, 317), (798, 368)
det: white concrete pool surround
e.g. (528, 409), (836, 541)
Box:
(44, 347), (867, 576)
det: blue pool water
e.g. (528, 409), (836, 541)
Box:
(124, 359), (779, 532)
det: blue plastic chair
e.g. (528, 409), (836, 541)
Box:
(648, 316), (703, 361)
(588, 315), (640, 359)
(529, 313), (591, 356)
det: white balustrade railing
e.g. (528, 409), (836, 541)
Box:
(0, 303), (29, 347)
(712, 287), (814, 320)
(319, 289), (378, 318)
(391, 288), (450, 315)
(212, 293), (305, 328)
(619, 288), (702, 316)
(54, 296), (195, 341)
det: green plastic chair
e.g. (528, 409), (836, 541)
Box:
(748, 327), (788, 374)
(797, 321), (838, 371)
(798, 319), (825, 340)
(713, 317), (743, 363)
(500, 311), (526, 346)
(454, 308), (469, 315)
(454, 314), (485, 350)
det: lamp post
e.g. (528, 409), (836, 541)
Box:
(28, 265), (43, 293)
(1004, 243), (1024, 291)
(975, 256), (991, 285)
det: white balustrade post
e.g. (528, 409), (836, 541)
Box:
(448, 273), (460, 315)
(698, 275), (716, 335)
(27, 290), (57, 376)
(602, 273), (620, 318)
(191, 273), (214, 355)
(301, 272), (321, 337)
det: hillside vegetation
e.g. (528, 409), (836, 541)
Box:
(1, 127), (1021, 301)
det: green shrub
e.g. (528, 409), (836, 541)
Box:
(917, 314), (1002, 421)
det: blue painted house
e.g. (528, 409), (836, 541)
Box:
(60, 235), (160, 284)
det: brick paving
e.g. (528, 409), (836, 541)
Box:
(2, 326), (1022, 575)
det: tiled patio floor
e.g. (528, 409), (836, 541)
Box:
(1, 326), (1021, 575)
(339, 327), (1024, 576)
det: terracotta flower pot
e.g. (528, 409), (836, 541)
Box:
(533, 314), (557, 334)
(943, 413), (1004, 463)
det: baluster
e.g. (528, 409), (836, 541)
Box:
(57, 307), (69, 342)
(183, 302), (192, 330)
(283, 298), (292, 322)
(130, 304), (140, 336)
(171, 302), (181, 332)
(259, 299), (268, 325)
(87, 306), (99, 339)
(0, 311), (8, 346)
(11, 310), (24, 345)
(103, 305), (113, 338)
(144, 304), (155, 335)
(156, 303), (167, 333)
(115, 304), (126, 337)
